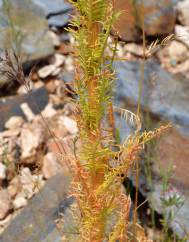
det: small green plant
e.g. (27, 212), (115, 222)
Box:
(160, 187), (185, 242)
(143, 113), (186, 241)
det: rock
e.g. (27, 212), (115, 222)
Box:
(47, 136), (80, 174)
(155, 127), (189, 194)
(32, 174), (45, 190)
(42, 152), (62, 179)
(47, 31), (60, 47)
(112, 0), (139, 41)
(20, 121), (44, 159)
(20, 103), (35, 122)
(5, 116), (24, 130)
(32, 0), (73, 27)
(38, 65), (57, 79)
(59, 116), (78, 135)
(52, 54), (66, 67)
(167, 40), (189, 64)
(0, 190), (12, 220)
(57, 42), (74, 55)
(19, 168), (35, 199)
(114, 59), (189, 135)
(168, 59), (189, 78)
(64, 56), (74, 72)
(47, 137), (69, 155)
(0, 214), (12, 233)
(0, 173), (72, 242)
(41, 103), (57, 118)
(125, 43), (144, 57)
(175, 25), (189, 48)
(137, 0), (176, 36)
(0, 0), (54, 87)
(0, 162), (6, 180)
(0, 129), (20, 138)
(13, 194), (27, 210)
(42, 53), (66, 78)
(59, 71), (74, 84)
(48, 13), (71, 27)
(113, 0), (176, 41)
(19, 168), (45, 199)
(177, 0), (189, 27)
(156, 40), (189, 69)
(0, 87), (48, 131)
(32, 0), (72, 16)
(8, 176), (21, 199)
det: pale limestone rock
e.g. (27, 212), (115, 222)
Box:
(20, 122), (44, 159)
(38, 65), (57, 79)
(175, 25), (189, 48)
(19, 168), (35, 199)
(53, 53), (66, 67)
(64, 56), (74, 72)
(8, 176), (21, 199)
(0, 190), (12, 220)
(5, 116), (24, 130)
(41, 103), (57, 118)
(0, 162), (7, 180)
(59, 116), (78, 135)
(13, 194), (27, 210)
(48, 31), (61, 47)
(42, 152), (62, 179)
(20, 103), (35, 122)
(177, 0), (189, 27)
(168, 40), (189, 63)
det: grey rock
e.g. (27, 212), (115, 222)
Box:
(114, 59), (189, 135)
(32, 0), (73, 27)
(48, 13), (71, 27)
(0, 0), (54, 87)
(32, 0), (72, 16)
(0, 87), (48, 131)
(0, 173), (72, 242)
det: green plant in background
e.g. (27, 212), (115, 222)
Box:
(143, 112), (186, 241)
(160, 187), (185, 242)
(61, 0), (170, 241)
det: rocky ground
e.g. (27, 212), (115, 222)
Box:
(0, 0), (189, 241)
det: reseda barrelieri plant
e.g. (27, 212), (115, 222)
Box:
(0, 1), (170, 241)
(61, 0), (170, 241)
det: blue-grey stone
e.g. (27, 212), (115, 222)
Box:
(0, 87), (48, 131)
(0, 173), (72, 242)
(114, 59), (189, 136)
